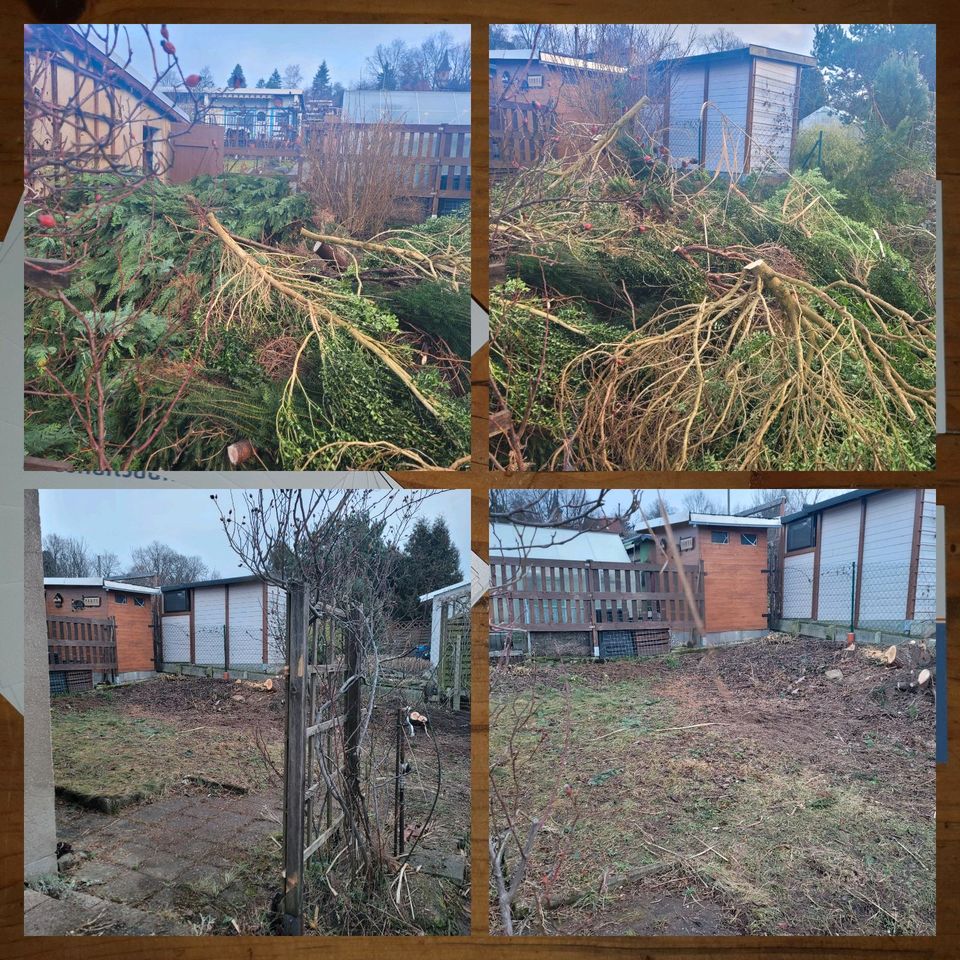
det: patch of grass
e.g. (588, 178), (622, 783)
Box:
(51, 690), (283, 803)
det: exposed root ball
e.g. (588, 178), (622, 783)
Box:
(555, 261), (935, 471)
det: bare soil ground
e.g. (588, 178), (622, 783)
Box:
(40, 676), (470, 935)
(490, 635), (936, 936)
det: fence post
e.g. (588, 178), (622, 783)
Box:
(586, 560), (599, 657)
(452, 614), (463, 713)
(343, 605), (363, 813)
(850, 561), (857, 632)
(282, 581), (308, 936)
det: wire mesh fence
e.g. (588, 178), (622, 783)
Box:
(780, 559), (936, 637)
(161, 623), (285, 671)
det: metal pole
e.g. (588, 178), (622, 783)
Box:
(850, 561), (857, 632)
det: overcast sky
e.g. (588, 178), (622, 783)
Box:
(39, 488), (471, 578)
(687, 24), (817, 54)
(493, 488), (853, 522)
(90, 23), (471, 90)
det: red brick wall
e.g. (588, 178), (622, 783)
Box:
(698, 528), (769, 633)
(45, 586), (158, 673)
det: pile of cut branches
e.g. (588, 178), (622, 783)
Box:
(25, 175), (470, 470)
(490, 110), (936, 471)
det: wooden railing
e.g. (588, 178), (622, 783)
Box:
(47, 615), (118, 675)
(489, 556), (703, 634)
(303, 122), (471, 212)
(490, 101), (555, 171)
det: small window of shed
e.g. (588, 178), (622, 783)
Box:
(710, 530), (729, 544)
(740, 533), (758, 547)
(526, 74), (544, 88)
(115, 593), (127, 604)
(165, 589), (190, 613)
(134, 596), (145, 607)
(786, 515), (816, 552)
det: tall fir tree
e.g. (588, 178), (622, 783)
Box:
(391, 518), (462, 621)
(312, 60), (331, 97)
(266, 68), (283, 89)
(227, 63), (246, 88)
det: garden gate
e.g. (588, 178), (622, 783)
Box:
(437, 591), (471, 711)
(281, 582), (358, 935)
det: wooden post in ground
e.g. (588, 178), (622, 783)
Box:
(282, 581), (308, 936)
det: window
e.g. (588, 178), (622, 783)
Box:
(526, 74), (544, 88)
(114, 592), (127, 604)
(786, 515), (816, 551)
(501, 70), (511, 85)
(679, 536), (695, 552)
(740, 533), (758, 547)
(165, 589), (190, 613)
(134, 596), (145, 607)
(710, 530), (729, 544)
(53, 593), (63, 608)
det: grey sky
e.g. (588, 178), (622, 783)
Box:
(689, 24), (817, 54)
(492, 489), (852, 521)
(92, 23), (471, 90)
(38, 488), (471, 579)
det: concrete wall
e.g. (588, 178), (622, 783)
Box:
(24, 491), (58, 880)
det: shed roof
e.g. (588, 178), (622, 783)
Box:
(489, 49), (627, 74)
(657, 45), (816, 70)
(490, 522), (630, 563)
(419, 579), (470, 603)
(341, 90), (470, 125)
(161, 574), (262, 592)
(781, 490), (882, 524)
(44, 577), (161, 596)
(641, 512), (782, 532)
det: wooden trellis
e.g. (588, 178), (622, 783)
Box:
(282, 582), (354, 935)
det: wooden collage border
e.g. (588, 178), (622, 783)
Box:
(2, 3), (959, 958)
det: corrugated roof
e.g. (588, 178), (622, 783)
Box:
(341, 90), (470, 125)
(489, 49), (627, 74)
(44, 577), (160, 595)
(489, 522), (630, 563)
(643, 512), (782, 531)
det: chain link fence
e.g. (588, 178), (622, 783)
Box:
(161, 622), (285, 671)
(780, 559), (936, 637)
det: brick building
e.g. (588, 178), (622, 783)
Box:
(636, 513), (782, 645)
(44, 578), (161, 682)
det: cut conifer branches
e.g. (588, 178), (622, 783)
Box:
(24, 174), (469, 470)
(490, 111), (936, 471)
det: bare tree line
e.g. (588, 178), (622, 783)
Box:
(42, 532), (218, 584)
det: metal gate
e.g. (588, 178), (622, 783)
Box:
(282, 582), (356, 935)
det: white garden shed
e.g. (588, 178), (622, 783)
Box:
(160, 575), (287, 671)
(659, 45), (816, 176)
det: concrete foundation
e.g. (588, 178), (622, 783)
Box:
(159, 662), (282, 681)
(112, 671), (157, 685)
(774, 618), (937, 650)
(702, 629), (769, 647)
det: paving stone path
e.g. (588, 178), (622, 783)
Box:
(25, 788), (282, 936)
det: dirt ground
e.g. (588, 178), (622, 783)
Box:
(489, 635), (936, 936)
(36, 675), (470, 935)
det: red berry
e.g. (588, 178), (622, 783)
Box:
(161, 40), (176, 55)
(184, 73), (201, 88)
(638, 225), (648, 233)
(644, 154), (653, 163)
(582, 222), (593, 231)
(161, 24), (170, 40)
(95, 193), (102, 201)
(38, 212), (55, 228)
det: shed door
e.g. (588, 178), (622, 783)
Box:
(748, 60), (799, 173)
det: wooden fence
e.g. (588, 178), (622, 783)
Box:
(490, 101), (555, 171)
(489, 556), (703, 652)
(47, 615), (118, 677)
(302, 122), (471, 214)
